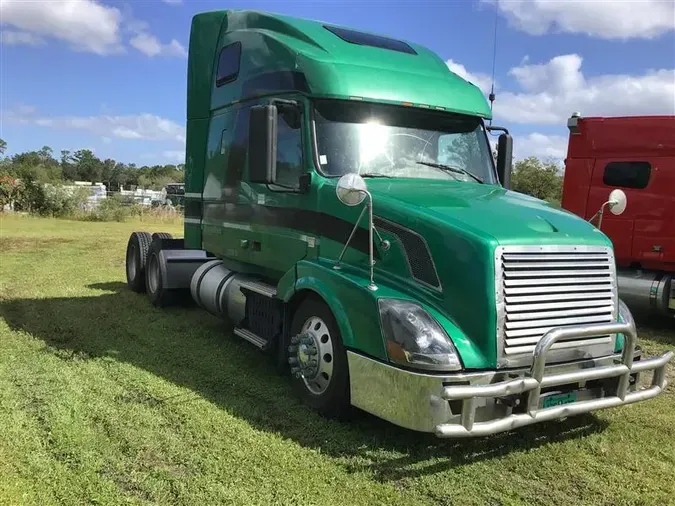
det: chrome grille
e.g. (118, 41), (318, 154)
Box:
(495, 246), (618, 362)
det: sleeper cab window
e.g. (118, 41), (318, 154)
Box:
(603, 161), (651, 189)
(216, 42), (242, 87)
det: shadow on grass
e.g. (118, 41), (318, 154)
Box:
(0, 282), (610, 481)
(631, 310), (675, 347)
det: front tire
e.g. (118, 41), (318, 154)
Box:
(288, 296), (351, 419)
(125, 232), (152, 293)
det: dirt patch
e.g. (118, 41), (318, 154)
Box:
(0, 237), (75, 253)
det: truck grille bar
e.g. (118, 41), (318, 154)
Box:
(495, 246), (618, 364)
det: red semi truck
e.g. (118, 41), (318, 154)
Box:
(562, 113), (675, 317)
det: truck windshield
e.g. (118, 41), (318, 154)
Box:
(313, 99), (496, 184)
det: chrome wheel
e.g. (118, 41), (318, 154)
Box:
(126, 243), (137, 281)
(288, 316), (334, 395)
(147, 253), (160, 294)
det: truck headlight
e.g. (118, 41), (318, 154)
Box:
(378, 299), (462, 371)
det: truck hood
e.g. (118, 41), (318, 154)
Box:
(368, 179), (609, 247)
(364, 179), (612, 369)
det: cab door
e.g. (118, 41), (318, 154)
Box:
(241, 97), (315, 278)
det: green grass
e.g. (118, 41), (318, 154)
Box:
(0, 214), (673, 506)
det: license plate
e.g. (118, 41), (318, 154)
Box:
(541, 391), (577, 408)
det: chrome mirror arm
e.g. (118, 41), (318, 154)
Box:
(333, 190), (378, 291)
(589, 199), (614, 230)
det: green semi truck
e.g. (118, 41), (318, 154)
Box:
(124, 10), (673, 437)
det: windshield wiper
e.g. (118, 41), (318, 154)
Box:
(416, 161), (484, 184)
(359, 172), (393, 178)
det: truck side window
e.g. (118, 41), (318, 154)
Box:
(603, 161), (651, 189)
(216, 42), (242, 87)
(274, 111), (303, 188)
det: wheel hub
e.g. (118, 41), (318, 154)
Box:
(294, 334), (319, 378)
(287, 316), (335, 395)
(148, 254), (160, 293)
(127, 244), (137, 279)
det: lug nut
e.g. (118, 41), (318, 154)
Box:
(308, 359), (318, 367)
(301, 336), (313, 345)
(288, 357), (298, 365)
(291, 335), (300, 345)
(290, 366), (300, 374)
(288, 345), (298, 354)
(307, 347), (318, 356)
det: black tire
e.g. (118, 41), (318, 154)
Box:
(288, 296), (351, 419)
(152, 232), (173, 241)
(145, 243), (175, 307)
(125, 231), (152, 293)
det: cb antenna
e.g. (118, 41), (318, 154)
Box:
(488, 0), (499, 125)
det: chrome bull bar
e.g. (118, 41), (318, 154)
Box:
(435, 319), (674, 438)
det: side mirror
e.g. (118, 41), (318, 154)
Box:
(590, 188), (628, 230)
(336, 173), (368, 206)
(248, 104), (277, 184)
(496, 133), (513, 189)
(608, 189), (627, 215)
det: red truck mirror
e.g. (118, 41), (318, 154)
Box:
(590, 188), (628, 229)
(248, 104), (278, 184)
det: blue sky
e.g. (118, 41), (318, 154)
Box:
(1, 0), (674, 165)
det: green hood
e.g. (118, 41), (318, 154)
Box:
(368, 179), (610, 248)
(365, 179), (612, 368)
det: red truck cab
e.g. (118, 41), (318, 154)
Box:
(562, 113), (675, 316)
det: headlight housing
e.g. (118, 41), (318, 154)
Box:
(378, 299), (462, 371)
(615, 298), (634, 352)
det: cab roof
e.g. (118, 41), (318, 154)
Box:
(187, 10), (491, 120)
(567, 114), (675, 158)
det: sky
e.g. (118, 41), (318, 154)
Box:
(1, 0), (674, 166)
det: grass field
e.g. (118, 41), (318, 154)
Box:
(0, 214), (673, 506)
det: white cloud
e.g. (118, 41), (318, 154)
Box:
(162, 150), (185, 162)
(161, 0), (183, 4)
(495, 54), (675, 125)
(446, 59), (493, 94)
(491, 0), (675, 39)
(1, 29), (45, 46)
(0, 1), (186, 58)
(4, 106), (185, 144)
(130, 33), (187, 58)
(515, 133), (568, 161)
(129, 33), (162, 57)
(0, 0), (123, 54)
(164, 39), (188, 58)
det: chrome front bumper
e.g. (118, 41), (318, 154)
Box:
(348, 320), (673, 438)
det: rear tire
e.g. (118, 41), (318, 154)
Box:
(288, 296), (351, 419)
(125, 232), (152, 293)
(152, 232), (173, 241)
(145, 243), (176, 307)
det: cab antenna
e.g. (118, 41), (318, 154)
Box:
(489, 0), (499, 124)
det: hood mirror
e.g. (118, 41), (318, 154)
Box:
(590, 188), (628, 230)
(608, 189), (627, 216)
(334, 173), (378, 291)
(336, 173), (368, 206)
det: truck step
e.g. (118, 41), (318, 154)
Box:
(239, 280), (277, 298)
(234, 327), (270, 350)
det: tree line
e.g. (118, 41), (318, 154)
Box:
(0, 138), (184, 191)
